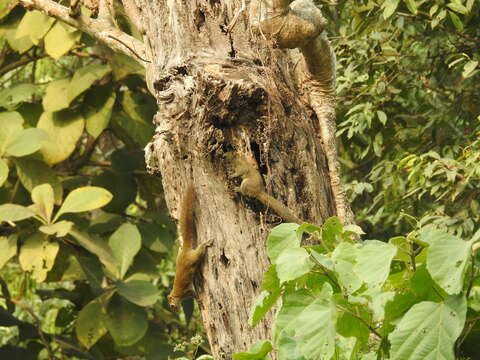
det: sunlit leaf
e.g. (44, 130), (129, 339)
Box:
(0, 204), (36, 222)
(42, 78), (71, 112)
(18, 232), (59, 282)
(389, 295), (466, 360)
(31, 183), (55, 223)
(0, 158), (8, 187)
(68, 64), (111, 102)
(6, 128), (48, 157)
(276, 248), (314, 284)
(55, 186), (112, 220)
(233, 340), (273, 360)
(44, 21), (81, 60)
(39, 221), (73, 237)
(37, 111), (84, 165)
(15, 10), (54, 45)
(267, 223), (300, 262)
(354, 240), (397, 288)
(0, 111), (23, 156)
(0, 235), (17, 269)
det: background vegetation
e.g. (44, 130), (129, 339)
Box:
(0, 0), (478, 359)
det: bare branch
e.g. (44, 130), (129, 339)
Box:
(18, 0), (149, 66)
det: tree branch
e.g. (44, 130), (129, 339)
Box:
(17, 0), (149, 65)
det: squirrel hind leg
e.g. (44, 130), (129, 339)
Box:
(192, 239), (213, 259)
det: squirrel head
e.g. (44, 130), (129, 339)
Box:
(167, 294), (181, 312)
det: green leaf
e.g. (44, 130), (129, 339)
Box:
(5, 128), (48, 157)
(109, 223), (141, 279)
(112, 112), (154, 148)
(249, 289), (281, 327)
(354, 240), (397, 288)
(69, 228), (118, 277)
(403, 0), (417, 15)
(276, 248), (314, 284)
(31, 183), (55, 223)
(18, 232), (59, 282)
(376, 110), (387, 125)
(261, 264), (280, 292)
(462, 60), (478, 79)
(332, 242), (362, 293)
(42, 78), (71, 112)
(382, 0), (400, 19)
(0, 83), (36, 109)
(15, 10), (54, 45)
(3, 17), (33, 53)
(116, 279), (159, 307)
(68, 64), (111, 103)
(233, 340), (273, 360)
(274, 285), (337, 360)
(335, 335), (357, 360)
(448, 10), (463, 30)
(44, 22), (80, 60)
(389, 295), (467, 360)
(0, 158), (8, 187)
(267, 223), (300, 262)
(0, 0), (17, 20)
(37, 111), (84, 165)
(446, 2), (469, 14)
(426, 230), (471, 294)
(15, 158), (63, 203)
(105, 295), (148, 346)
(55, 186), (112, 220)
(0, 235), (17, 270)
(0, 204), (36, 222)
(84, 86), (116, 138)
(0, 111), (23, 156)
(75, 297), (108, 349)
(39, 221), (73, 237)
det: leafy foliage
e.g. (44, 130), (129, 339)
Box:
(241, 219), (479, 359)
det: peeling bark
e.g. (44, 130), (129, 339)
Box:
(138, 0), (347, 357)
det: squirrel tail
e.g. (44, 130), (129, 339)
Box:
(179, 185), (196, 249)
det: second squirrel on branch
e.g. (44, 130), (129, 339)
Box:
(226, 152), (302, 224)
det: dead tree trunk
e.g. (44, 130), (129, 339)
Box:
(137, 0), (345, 357)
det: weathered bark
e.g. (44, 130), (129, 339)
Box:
(138, 0), (339, 357)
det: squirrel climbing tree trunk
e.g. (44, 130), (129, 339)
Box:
(139, 0), (352, 357)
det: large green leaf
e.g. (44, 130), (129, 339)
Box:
(249, 289), (281, 327)
(15, 158), (63, 203)
(0, 111), (23, 156)
(116, 279), (159, 307)
(15, 10), (54, 45)
(84, 86), (116, 138)
(354, 240), (397, 288)
(276, 248), (314, 284)
(68, 64), (111, 102)
(105, 295), (148, 346)
(112, 112), (154, 148)
(0, 158), (8, 187)
(109, 223), (141, 279)
(332, 242), (362, 293)
(39, 221), (73, 237)
(37, 111), (84, 165)
(233, 340), (273, 360)
(426, 230), (471, 294)
(0, 0), (17, 20)
(0, 235), (17, 269)
(0, 83), (36, 109)
(31, 183), (54, 223)
(382, 0), (400, 19)
(44, 21), (80, 60)
(0, 204), (36, 222)
(3, 18), (33, 53)
(55, 186), (112, 221)
(75, 297), (108, 349)
(6, 128), (48, 157)
(18, 232), (59, 282)
(42, 78), (71, 112)
(389, 295), (467, 360)
(69, 228), (118, 277)
(274, 285), (337, 360)
(267, 223), (300, 262)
